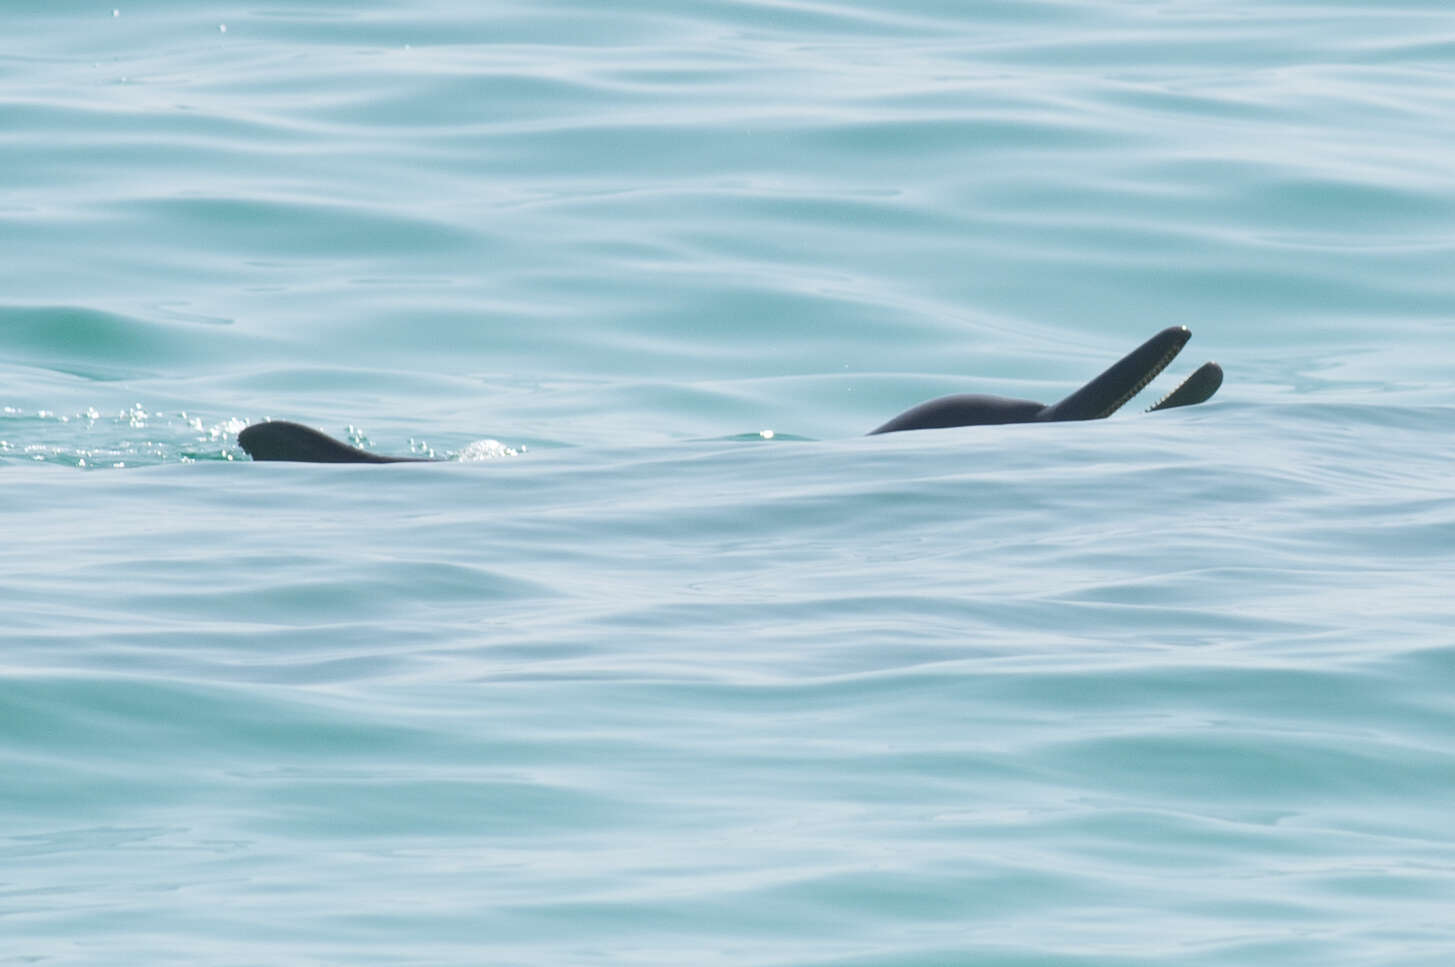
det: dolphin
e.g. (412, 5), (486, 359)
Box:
(237, 421), (432, 464)
(870, 325), (1221, 434)
(236, 326), (1221, 462)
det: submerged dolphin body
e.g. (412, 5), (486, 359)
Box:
(236, 327), (1222, 462)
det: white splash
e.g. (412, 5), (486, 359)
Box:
(457, 439), (520, 461)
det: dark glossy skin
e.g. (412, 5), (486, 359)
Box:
(869, 326), (1201, 434)
(237, 421), (433, 463)
(237, 328), (1222, 462)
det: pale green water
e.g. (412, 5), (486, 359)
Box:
(3, 2), (1454, 965)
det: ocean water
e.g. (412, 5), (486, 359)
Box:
(3, 1), (1454, 964)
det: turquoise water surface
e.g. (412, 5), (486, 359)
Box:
(3, 2), (1454, 964)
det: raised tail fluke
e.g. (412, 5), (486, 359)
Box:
(1039, 326), (1190, 422)
(1147, 361), (1223, 412)
(237, 421), (435, 463)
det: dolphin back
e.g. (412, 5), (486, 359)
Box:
(868, 395), (1046, 435)
(237, 421), (434, 463)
